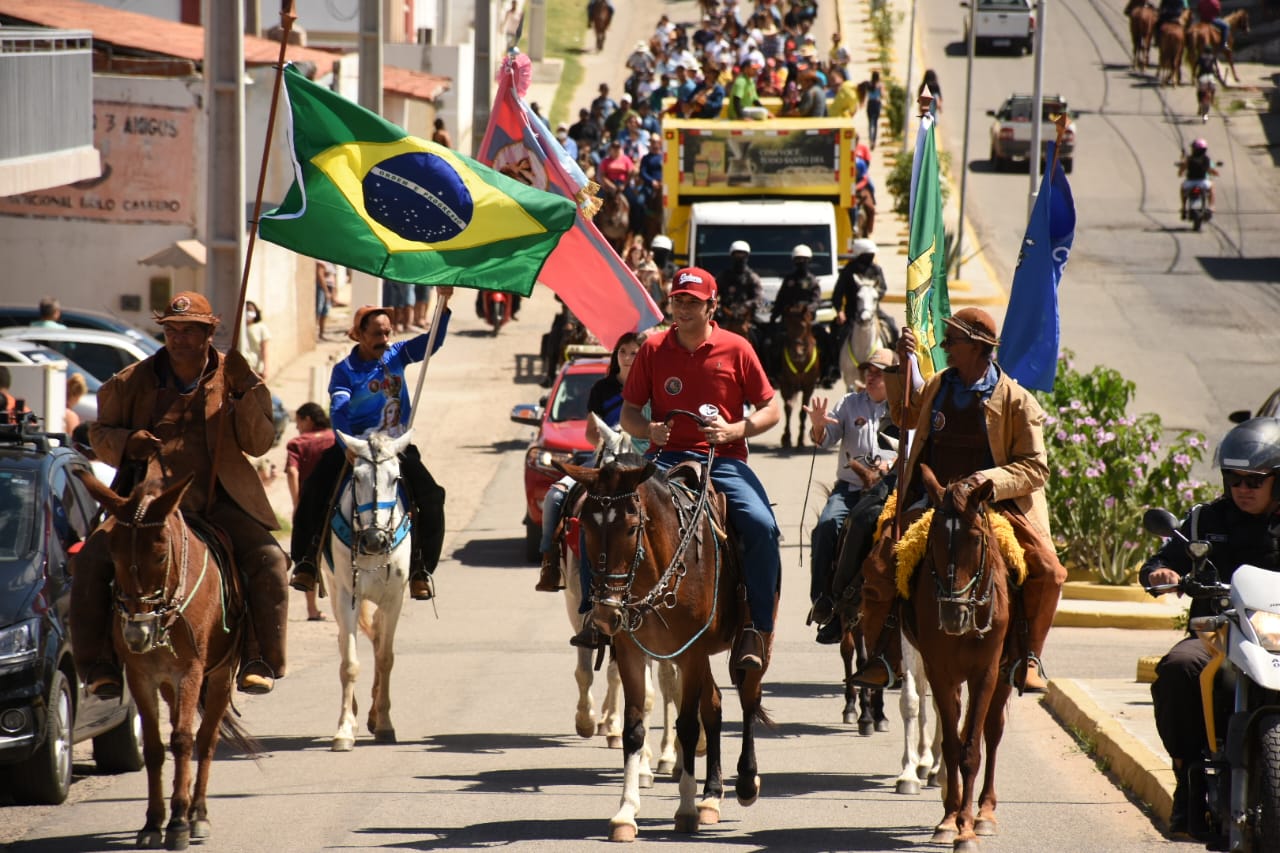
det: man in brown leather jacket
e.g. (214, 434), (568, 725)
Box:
(850, 307), (1066, 693)
(72, 292), (288, 697)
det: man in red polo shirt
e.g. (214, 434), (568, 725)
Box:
(619, 267), (783, 671)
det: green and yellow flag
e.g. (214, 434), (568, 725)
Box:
(905, 114), (951, 379)
(259, 65), (576, 294)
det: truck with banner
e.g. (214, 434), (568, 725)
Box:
(659, 116), (860, 322)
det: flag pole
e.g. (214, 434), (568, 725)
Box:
(207, 0), (296, 514)
(407, 290), (453, 432)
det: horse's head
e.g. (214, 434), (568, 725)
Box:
(854, 281), (880, 323)
(337, 428), (414, 558)
(77, 470), (193, 654)
(920, 464), (998, 638)
(558, 456), (658, 637)
(782, 303), (813, 336)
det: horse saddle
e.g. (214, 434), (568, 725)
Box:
(665, 460), (730, 545)
(183, 513), (245, 613)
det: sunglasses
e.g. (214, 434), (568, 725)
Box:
(940, 334), (972, 347)
(1223, 470), (1272, 489)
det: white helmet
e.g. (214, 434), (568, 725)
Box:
(650, 234), (673, 250)
(729, 240), (751, 254)
(852, 238), (877, 257)
(792, 244), (813, 259)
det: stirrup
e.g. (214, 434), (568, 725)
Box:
(1006, 652), (1047, 690)
(850, 653), (897, 689)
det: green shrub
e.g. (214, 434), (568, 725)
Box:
(1035, 350), (1218, 584)
(884, 146), (952, 217)
(884, 78), (907, 142)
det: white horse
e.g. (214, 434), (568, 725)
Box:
(895, 634), (942, 795)
(561, 416), (680, 783)
(838, 280), (894, 390)
(322, 428), (414, 752)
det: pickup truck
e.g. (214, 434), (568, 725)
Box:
(987, 93), (1076, 173)
(962, 0), (1035, 55)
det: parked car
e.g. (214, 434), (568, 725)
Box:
(962, 0), (1035, 54)
(0, 339), (101, 423)
(510, 348), (610, 562)
(988, 93), (1076, 173)
(0, 424), (143, 804)
(1229, 388), (1280, 423)
(0, 305), (162, 345)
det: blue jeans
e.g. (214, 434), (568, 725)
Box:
(811, 482), (860, 604)
(656, 451), (781, 632)
(540, 478), (572, 554)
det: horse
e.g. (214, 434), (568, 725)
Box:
(322, 428), (413, 751)
(560, 439), (773, 842)
(777, 303), (821, 449)
(1125, 0), (1157, 73)
(75, 472), (256, 851)
(597, 184), (630, 255)
(589, 0), (612, 51)
(838, 280), (896, 390)
(718, 301), (755, 342)
(1157, 18), (1187, 86)
(908, 464), (1016, 851)
(1188, 9), (1249, 83)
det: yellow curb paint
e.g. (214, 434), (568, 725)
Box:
(1136, 655), (1160, 684)
(1063, 580), (1169, 603)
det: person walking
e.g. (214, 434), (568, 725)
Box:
(286, 402), (336, 622)
(864, 70), (883, 148)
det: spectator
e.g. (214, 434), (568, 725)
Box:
(864, 70), (884, 147)
(648, 73), (674, 113)
(616, 113), (651, 161)
(598, 140), (635, 193)
(0, 366), (30, 423)
(919, 69), (943, 116)
(786, 67), (828, 116)
(501, 0), (523, 50)
(626, 40), (657, 77)
(635, 97), (661, 134)
(528, 101), (551, 130)
(728, 57), (765, 119)
(828, 32), (851, 80)
(239, 300), (271, 380)
(555, 122), (578, 161)
(410, 284), (434, 331)
(829, 67), (860, 118)
(65, 372), (87, 433)
(315, 261), (337, 341)
(673, 64), (698, 106)
(604, 94), (635, 139)
(568, 107), (602, 153)
(382, 278), (412, 334)
(286, 402), (335, 622)
(431, 117), (453, 149)
(591, 83), (618, 123)
(33, 297), (66, 329)
(638, 135), (664, 204)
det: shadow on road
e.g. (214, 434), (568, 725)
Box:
(1199, 255), (1280, 282)
(449, 536), (523, 568)
(425, 731), (573, 754)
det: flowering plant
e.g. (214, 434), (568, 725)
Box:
(1036, 351), (1218, 584)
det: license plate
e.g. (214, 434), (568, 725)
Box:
(992, 38), (1011, 46)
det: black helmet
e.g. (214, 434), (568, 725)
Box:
(1215, 417), (1280, 493)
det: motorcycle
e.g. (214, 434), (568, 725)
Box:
(478, 290), (512, 336)
(1187, 184), (1213, 232)
(1143, 508), (1280, 852)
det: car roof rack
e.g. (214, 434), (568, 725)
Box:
(0, 417), (67, 453)
(565, 344), (609, 360)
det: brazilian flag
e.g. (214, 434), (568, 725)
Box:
(259, 65), (576, 294)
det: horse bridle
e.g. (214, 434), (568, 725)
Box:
(927, 494), (998, 637)
(339, 451), (412, 604)
(111, 495), (203, 655)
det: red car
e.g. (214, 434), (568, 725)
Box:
(510, 350), (609, 561)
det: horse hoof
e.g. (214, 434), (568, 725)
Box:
(657, 758), (676, 776)
(609, 821), (638, 842)
(190, 819), (211, 840)
(895, 779), (921, 795)
(639, 771), (654, 789)
(373, 728), (397, 744)
(932, 827), (958, 845)
(736, 774), (761, 806)
(875, 718), (891, 733)
(955, 838), (981, 853)
(606, 734), (623, 749)
(842, 710), (856, 725)
(697, 804), (721, 825)
(975, 818), (998, 836)
(164, 827), (190, 851)
(858, 721), (874, 736)
(926, 772), (941, 788)
(673, 813), (700, 834)
(575, 718), (596, 739)
(595, 721), (609, 736)
(137, 829), (163, 849)
(332, 736), (354, 752)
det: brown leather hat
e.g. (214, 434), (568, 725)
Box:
(857, 347), (897, 371)
(154, 291), (220, 326)
(348, 305), (391, 341)
(944, 307), (1000, 346)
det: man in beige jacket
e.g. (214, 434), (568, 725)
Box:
(851, 307), (1065, 692)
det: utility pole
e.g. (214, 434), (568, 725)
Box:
(359, 0), (383, 115)
(901, 0), (918, 154)
(1027, 0), (1048, 221)
(955, 0), (977, 278)
(205, 0), (245, 350)
(473, 0), (493, 157)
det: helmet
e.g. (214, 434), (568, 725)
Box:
(791, 244), (813, 259)
(1191, 138), (1208, 152)
(729, 240), (751, 254)
(1215, 417), (1280, 494)
(852, 238), (877, 258)
(650, 234), (673, 251)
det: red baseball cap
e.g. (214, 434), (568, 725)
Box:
(669, 267), (718, 301)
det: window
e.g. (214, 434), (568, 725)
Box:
(0, 470), (36, 559)
(550, 371), (601, 423)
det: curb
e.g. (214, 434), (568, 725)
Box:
(1043, 679), (1174, 826)
(1052, 606), (1184, 630)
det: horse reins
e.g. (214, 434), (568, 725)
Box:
(342, 448), (410, 609)
(927, 496), (998, 637)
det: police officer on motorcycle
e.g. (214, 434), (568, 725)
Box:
(1139, 417), (1280, 839)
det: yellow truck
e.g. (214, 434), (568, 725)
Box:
(660, 116), (860, 322)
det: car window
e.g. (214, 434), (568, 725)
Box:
(0, 469), (36, 558)
(42, 341), (134, 382)
(550, 370), (602, 423)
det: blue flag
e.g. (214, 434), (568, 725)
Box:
(1000, 141), (1075, 392)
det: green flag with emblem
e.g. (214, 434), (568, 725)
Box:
(905, 114), (951, 379)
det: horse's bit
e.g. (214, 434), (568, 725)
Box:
(341, 454), (411, 604)
(111, 495), (201, 655)
(927, 498), (997, 638)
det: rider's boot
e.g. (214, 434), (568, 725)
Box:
(731, 626), (772, 671)
(1012, 530), (1065, 694)
(535, 549), (564, 592)
(569, 613), (606, 649)
(69, 532), (123, 699)
(290, 554), (318, 593)
(238, 555), (289, 694)
(850, 602), (902, 688)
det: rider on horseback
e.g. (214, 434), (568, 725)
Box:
(290, 297), (454, 603)
(850, 308), (1067, 694)
(714, 239), (764, 329)
(1197, 0), (1229, 55)
(72, 292), (289, 697)
(586, 0), (614, 27)
(803, 347), (899, 645)
(769, 245), (826, 382)
(830, 239), (898, 384)
(1158, 0), (1187, 25)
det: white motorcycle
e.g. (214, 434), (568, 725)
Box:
(1144, 508), (1280, 851)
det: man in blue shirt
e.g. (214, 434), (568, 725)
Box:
(290, 292), (453, 601)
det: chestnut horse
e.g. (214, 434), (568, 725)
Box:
(777, 303), (821, 449)
(561, 444), (773, 842)
(76, 473), (256, 851)
(1125, 0), (1157, 73)
(909, 465), (1015, 852)
(589, 0), (612, 51)
(1157, 17), (1187, 85)
(1188, 9), (1249, 83)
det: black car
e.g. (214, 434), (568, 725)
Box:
(0, 422), (142, 804)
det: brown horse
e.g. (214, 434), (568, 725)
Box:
(589, 0), (612, 51)
(1157, 18), (1187, 85)
(76, 472), (255, 851)
(718, 300), (755, 341)
(909, 465), (1014, 852)
(1188, 9), (1249, 82)
(1125, 0), (1157, 73)
(596, 185), (630, 254)
(561, 448), (773, 842)
(776, 303), (821, 449)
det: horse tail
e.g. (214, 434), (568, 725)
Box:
(751, 702), (777, 730)
(358, 598), (376, 640)
(217, 710), (263, 758)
